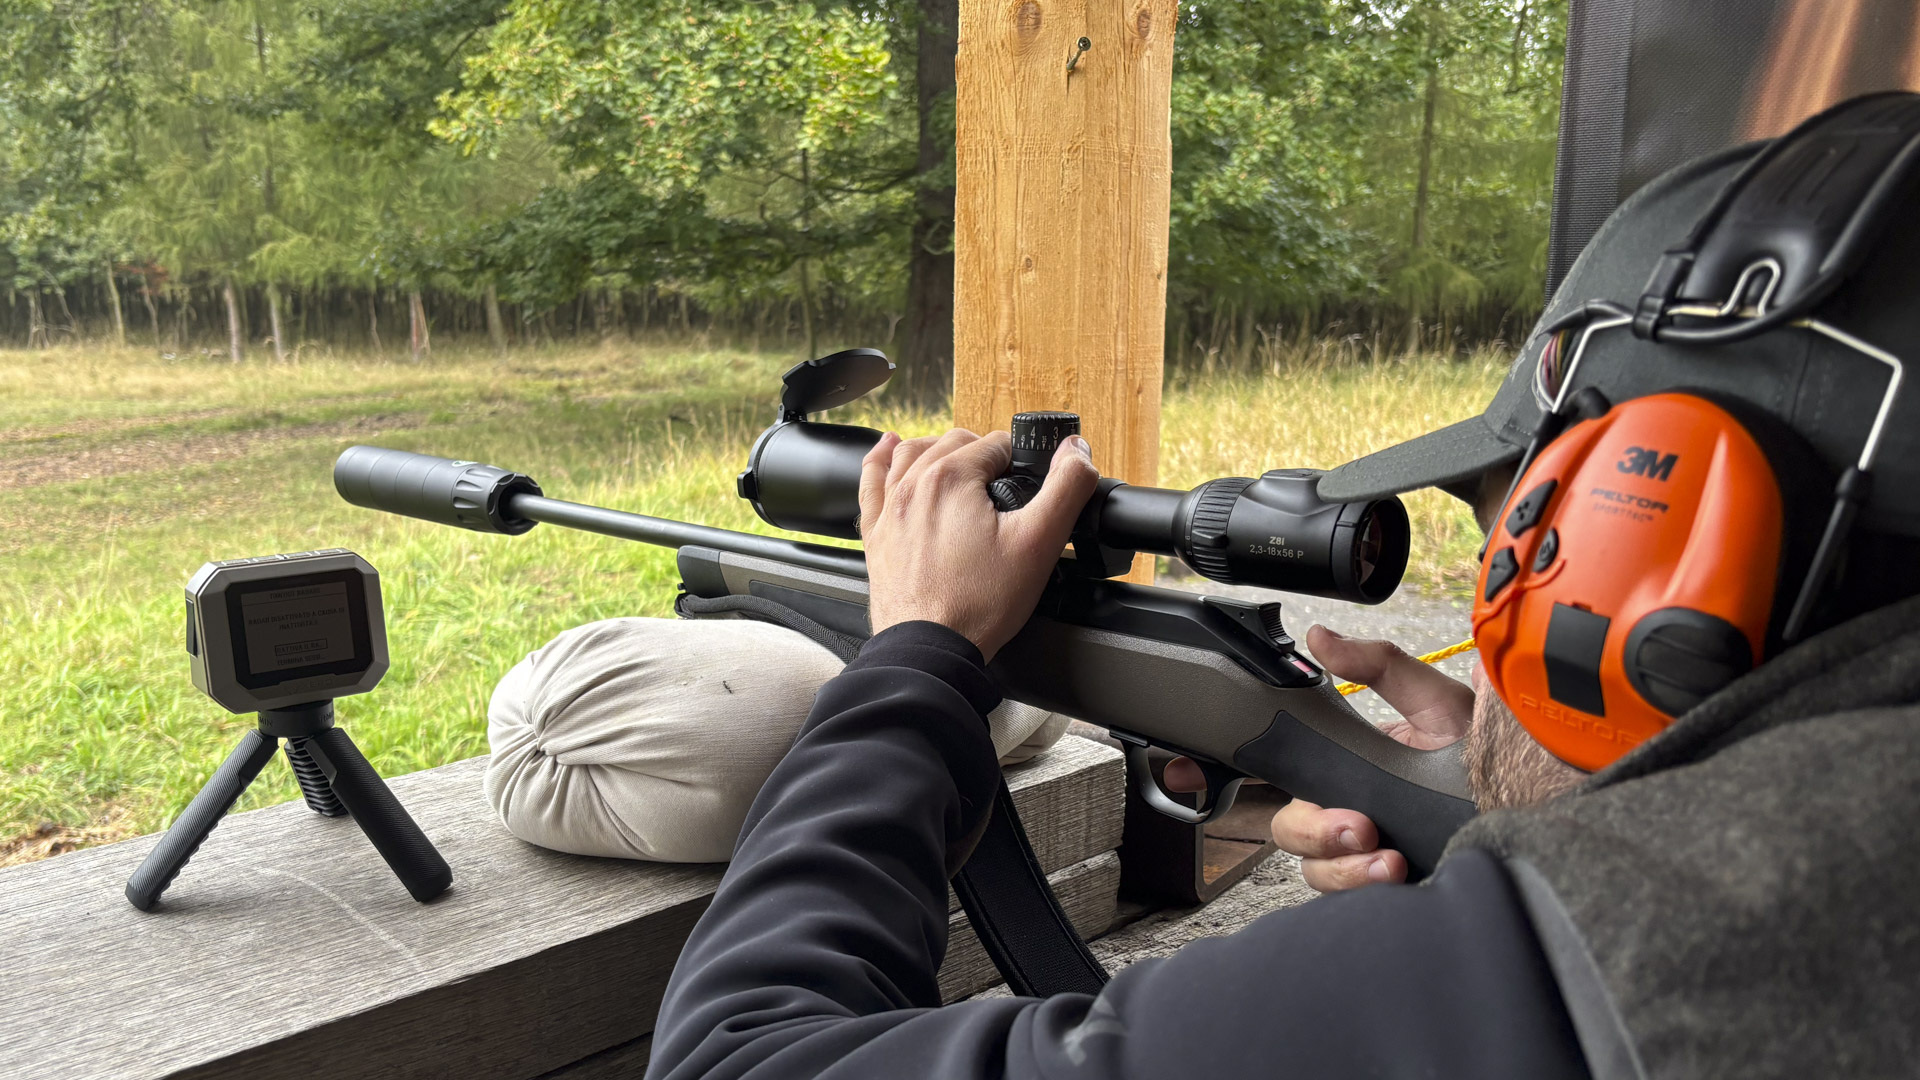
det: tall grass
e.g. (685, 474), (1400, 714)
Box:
(0, 342), (1502, 862)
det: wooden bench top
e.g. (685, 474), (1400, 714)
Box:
(0, 734), (1122, 1080)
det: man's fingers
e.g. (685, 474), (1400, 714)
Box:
(1162, 755), (1206, 793)
(937, 429), (1014, 485)
(886, 434), (945, 483)
(1020, 436), (1100, 529)
(1271, 798), (1379, 859)
(1300, 850), (1407, 892)
(1304, 625), (1474, 745)
(901, 428), (981, 481)
(858, 432), (901, 532)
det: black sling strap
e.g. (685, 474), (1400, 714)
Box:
(676, 591), (1110, 998)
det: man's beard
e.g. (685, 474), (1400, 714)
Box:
(1463, 683), (1586, 811)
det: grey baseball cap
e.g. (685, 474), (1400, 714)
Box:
(1318, 141), (1920, 539)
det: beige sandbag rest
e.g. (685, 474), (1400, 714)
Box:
(485, 618), (1070, 863)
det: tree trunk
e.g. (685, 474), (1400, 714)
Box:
(485, 283), (508, 354)
(1409, 64), (1440, 353)
(367, 290), (382, 352)
(798, 148), (818, 361)
(899, 0), (958, 406)
(26, 290), (47, 348)
(104, 261), (127, 347)
(1508, 2), (1531, 92)
(1411, 66), (1439, 253)
(408, 290), (429, 360)
(223, 278), (245, 360)
(266, 283), (287, 361)
(51, 285), (77, 337)
(141, 281), (160, 347)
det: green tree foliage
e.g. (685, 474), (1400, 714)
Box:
(435, 0), (908, 353)
(1, 0), (159, 340)
(1, 0), (1565, 366)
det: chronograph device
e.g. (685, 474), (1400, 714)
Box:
(128, 548), (449, 913)
(185, 549), (388, 713)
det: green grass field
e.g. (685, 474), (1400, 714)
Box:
(0, 342), (1503, 863)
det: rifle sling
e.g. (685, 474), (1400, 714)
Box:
(675, 590), (1111, 997)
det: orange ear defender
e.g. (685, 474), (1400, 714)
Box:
(1470, 392), (1818, 772)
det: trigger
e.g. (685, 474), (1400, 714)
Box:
(1119, 740), (1247, 826)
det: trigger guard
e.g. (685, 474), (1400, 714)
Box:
(1122, 743), (1247, 825)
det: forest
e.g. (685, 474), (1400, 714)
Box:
(1, 0), (1565, 397)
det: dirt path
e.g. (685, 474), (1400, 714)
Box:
(0, 411), (427, 491)
(0, 407), (242, 446)
(0, 810), (138, 869)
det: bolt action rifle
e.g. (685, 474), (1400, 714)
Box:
(332, 349), (1476, 884)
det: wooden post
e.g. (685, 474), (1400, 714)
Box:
(953, 0), (1176, 580)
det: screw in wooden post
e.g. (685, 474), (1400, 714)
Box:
(1067, 36), (1091, 72)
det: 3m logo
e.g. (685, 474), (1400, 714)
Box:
(1617, 446), (1678, 481)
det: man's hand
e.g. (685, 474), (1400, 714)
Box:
(860, 428), (1101, 662)
(1165, 626), (1474, 892)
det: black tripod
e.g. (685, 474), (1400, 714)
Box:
(126, 700), (452, 911)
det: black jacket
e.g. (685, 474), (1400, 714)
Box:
(646, 622), (1589, 1079)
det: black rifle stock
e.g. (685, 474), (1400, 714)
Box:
(336, 446), (1477, 878)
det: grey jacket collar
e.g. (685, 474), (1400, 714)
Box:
(1453, 595), (1920, 1080)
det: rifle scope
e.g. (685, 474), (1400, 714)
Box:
(740, 412), (1408, 604)
(730, 351), (1409, 604)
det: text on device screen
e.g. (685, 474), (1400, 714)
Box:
(239, 580), (356, 675)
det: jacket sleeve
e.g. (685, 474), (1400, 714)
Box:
(644, 621), (1591, 1080)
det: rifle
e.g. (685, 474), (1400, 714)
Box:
(331, 351), (1476, 880)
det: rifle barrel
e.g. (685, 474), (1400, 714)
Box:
(506, 493), (868, 579)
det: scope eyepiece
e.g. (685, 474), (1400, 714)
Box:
(1171, 471), (1409, 604)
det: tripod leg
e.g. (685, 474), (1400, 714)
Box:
(301, 727), (452, 903)
(284, 738), (348, 817)
(125, 729), (281, 911)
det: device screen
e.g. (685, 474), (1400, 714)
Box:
(226, 569), (372, 688)
(239, 579), (356, 673)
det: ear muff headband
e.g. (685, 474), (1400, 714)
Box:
(1471, 394), (1788, 772)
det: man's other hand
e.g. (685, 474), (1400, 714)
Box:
(1164, 626), (1474, 892)
(860, 428), (1101, 662)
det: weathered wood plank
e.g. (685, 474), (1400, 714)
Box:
(999, 733), (1124, 875)
(537, 1034), (653, 1080)
(0, 735), (1121, 1080)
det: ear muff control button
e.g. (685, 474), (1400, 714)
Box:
(1484, 546), (1519, 601)
(1544, 603), (1611, 717)
(1532, 528), (1560, 572)
(1504, 479), (1558, 538)
(1624, 608), (1754, 717)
